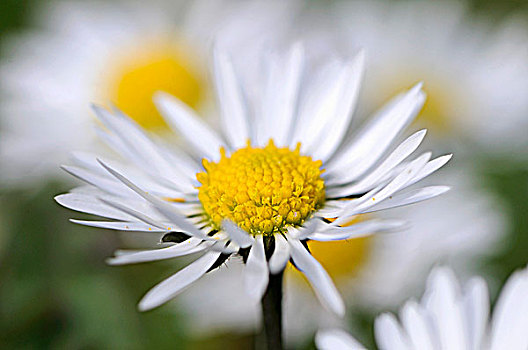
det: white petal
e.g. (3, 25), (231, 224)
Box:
(92, 106), (194, 190)
(360, 186), (451, 213)
(308, 219), (407, 241)
(327, 129), (427, 196)
(61, 165), (127, 197)
(316, 328), (367, 350)
(400, 301), (435, 350)
(404, 154), (453, 188)
(292, 219), (321, 240)
(489, 266), (528, 350)
(463, 277), (489, 350)
(138, 250), (222, 311)
(107, 238), (207, 265)
(97, 197), (167, 230)
(55, 193), (130, 221)
(290, 59), (342, 148)
(422, 267), (469, 350)
(222, 219), (255, 248)
(288, 238), (345, 316)
(244, 236), (269, 300)
(154, 92), (225, 161)
(323, 185), (384, 219)
(326, 83), (425, 184)
(94, 126), (133, 162)
(332, 152), (430, 226)
(66, 157), (188, 199)
(70, 219), (166, 232)
(213, 49), (249, 149)
(374, 313), (411, 350)
(307, 51), (366, 161)
(268, 234), (290, 274)
(294, 61), (351, 154)
(256, 44), (304, 147)
(97, 160), (210, 240)
(315, 202), (348, 218)
(208, 240), (240, 254)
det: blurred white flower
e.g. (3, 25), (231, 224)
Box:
(56, 46), (449, 320)
(316, 265), (528, 350)
(0, 0), (295, 186)
(332, 0), (528, 155)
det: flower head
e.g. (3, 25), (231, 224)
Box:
(56, 46), (451, 315)
(316, 265), (528, 350)
(198, 140), (325, 233)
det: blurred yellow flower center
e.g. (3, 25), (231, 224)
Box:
(104, 41), (204, 131)
(308, 237), (371, 279)
(371, 68), (463, 134)
(197, 140), (326, 235)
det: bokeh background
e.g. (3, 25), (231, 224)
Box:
(1, 0), (527, 349)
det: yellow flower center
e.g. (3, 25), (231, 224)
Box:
(102, 39), (204, 131)
(197, 140), (326, 235)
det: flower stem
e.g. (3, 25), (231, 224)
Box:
(261, 270), (284, 350)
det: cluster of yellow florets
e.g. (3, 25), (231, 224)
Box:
(197, 140), (325, 235)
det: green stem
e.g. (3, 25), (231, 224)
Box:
(261, 270), (284, 350)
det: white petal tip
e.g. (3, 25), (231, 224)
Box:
(90, 103), (103, 112)
(269, 265), (285, 275)
(354, 49), (366, 63)
(438, 186), (451, 194)
(413, 81), (424, 91)
(333, 303), (346, 318)
(105, 257), (118, 266)
(152, 90), (170, 103)
(221, 219), (255, 248)
(268, 262), (288, 275)
(137, 301), (154, 312)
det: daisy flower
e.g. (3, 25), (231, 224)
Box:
(0, 0), (295, 186)
(56, 46), (451, 317)
(316, 265), (528, 350)
(332, 0), (528, 154)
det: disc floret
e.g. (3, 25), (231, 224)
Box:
(197, 140), (325, 235)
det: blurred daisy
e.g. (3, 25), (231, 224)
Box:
(332, 0), (528, 154)
(0, 0), (295, 186)
(316, 265), (528, 350)
(56, 46), (450, 315)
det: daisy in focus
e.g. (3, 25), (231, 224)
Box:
(0, 0), (294, 186)
(332, 0), (528, 154)
(316, 265), (528, 350)
(56, 46), (451, 315)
